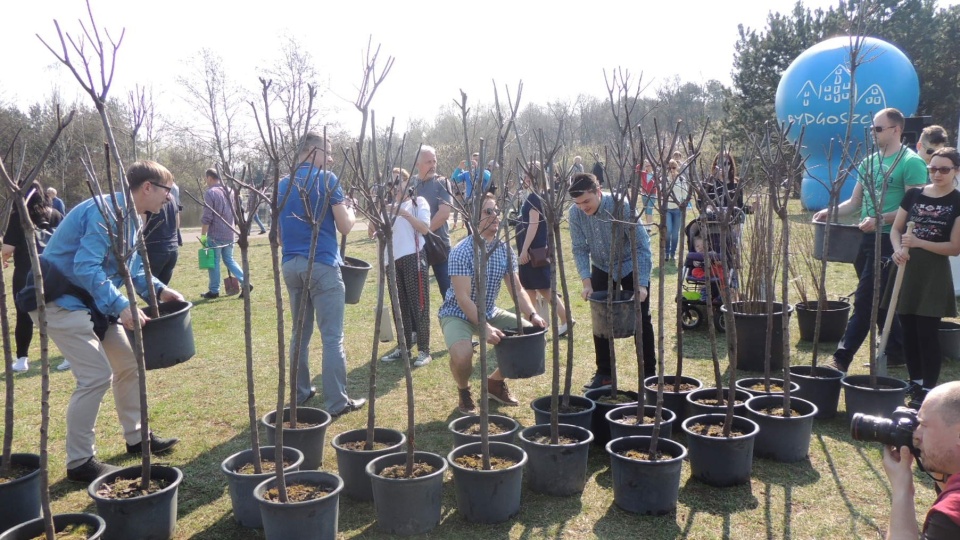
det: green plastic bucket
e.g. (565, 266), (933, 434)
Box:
(198, 247), (216, 270)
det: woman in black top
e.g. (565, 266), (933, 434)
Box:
(2, 182), (63, 372)
(889, 147), (960, 406)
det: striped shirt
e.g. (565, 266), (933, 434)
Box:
(438, 237), (517, 321)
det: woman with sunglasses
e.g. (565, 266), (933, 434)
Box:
(372, 168), (434, 367)
(889, 147), (960, 408)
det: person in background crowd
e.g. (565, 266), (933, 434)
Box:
(888, 147), (960, 408)
(571, 155), (585, 175)
(639, 160), (656, 226)
(200, 169), (248, 299)
(665, 159), (688, 262)
(46, 186), (66, 216)
(278, 131), (366, 416)
(372, 167), (433, 367)
(4, 182), (64, 372)
(439, 193), (546, 415)
(144, 181), (181, 287)
(815, 108), (928, 374)
(28, 160), (183, 483)
(918, 125), (949, 164)
(413, 145), (453, 298)
(568, 173), (656, 390)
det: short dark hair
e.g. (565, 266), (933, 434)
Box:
(876, 108), (905, 130)
(205, 168), (220, 181)
(128, 161), (174, 190)
(568, 173), (599, 197)
(922, 125), (949, 146)
(931, 147), (960, 168)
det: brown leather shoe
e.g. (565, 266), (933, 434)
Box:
(487, 378), (519, 406)
(458, 388), (477, 416)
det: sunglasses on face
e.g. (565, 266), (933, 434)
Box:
(149, 181), (172, 193)
(483, 207), (501, 217)
(928, 166), (958, 175)
(872, 125), (894, 133)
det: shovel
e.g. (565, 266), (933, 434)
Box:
(876, 221), (914, 376)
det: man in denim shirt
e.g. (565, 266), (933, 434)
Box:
(35, 160), (184, 483)
(568, 173), (657, 390)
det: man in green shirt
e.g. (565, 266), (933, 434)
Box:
(813, 107), (928, 374)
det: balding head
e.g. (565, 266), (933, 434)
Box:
(925, 382), (960, 426)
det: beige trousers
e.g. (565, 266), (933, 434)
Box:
(32, 305), (142, 469)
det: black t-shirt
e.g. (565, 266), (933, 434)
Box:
(4, 207), (62, 269)
(901, 187), (960, 243)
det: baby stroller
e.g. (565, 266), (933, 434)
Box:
(679, 208), (746, 333)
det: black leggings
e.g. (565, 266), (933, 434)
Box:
(12, 266), (33, 359)
(394, 251), (430, 353)
(591, 266), (656, 379)
(899, 313), (942, 388)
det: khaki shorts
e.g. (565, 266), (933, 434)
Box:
(440, 307), (531, 350)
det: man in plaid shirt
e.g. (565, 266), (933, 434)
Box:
(438, 193), (546, 415)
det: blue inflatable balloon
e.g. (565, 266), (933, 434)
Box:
(775, 36), (919, 211)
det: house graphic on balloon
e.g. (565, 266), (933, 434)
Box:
(775, 37), (919, 210)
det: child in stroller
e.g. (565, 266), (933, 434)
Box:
(680, 217), (740, 332)
(683, 236), (724, 303)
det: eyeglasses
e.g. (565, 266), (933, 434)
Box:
(872, 125), (895, 133)
(927, 166), (958, 175)
(669, 167), (678, 171)
(483, 207), (501, 217)
(149, 181), (172, 193)
(919, 142), (937, 156)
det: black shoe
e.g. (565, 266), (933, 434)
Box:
(200, 291), (219, 299)
(238, 284), (254, 299)
(297, 386), (317, 405)
(906, 383), (927, 410)
(67, 457), (121, 483)
(331, 398), (367, 418)
(583, 373), (612, 391)
(126, 432), (180, 455)
(259, 229), (267, 235)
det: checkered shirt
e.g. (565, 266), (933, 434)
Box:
(437, 237), (517, 321)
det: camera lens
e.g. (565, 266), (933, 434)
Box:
(850, 410), (916, 451)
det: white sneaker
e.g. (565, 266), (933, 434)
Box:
(380, 349), (403, 362)
(57, 360), (71, 371)
(12, 357), (29, 372)
(557, 323), (569, 336)
(414, 352), (432, 367)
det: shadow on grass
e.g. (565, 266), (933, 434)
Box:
(817, 433), (883, 537)
(753, 459), (819, 540)
(676, 476), (758, 539)
(594, 501), (682, 539)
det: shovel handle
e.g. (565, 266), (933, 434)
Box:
(877, 221), (915, 373)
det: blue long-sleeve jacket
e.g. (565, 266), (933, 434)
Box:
(568, 193), (652, 288)
(40, 194), (162, 317)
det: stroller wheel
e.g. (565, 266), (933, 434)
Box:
(681, 305), (703, 330)
(713, 306), (727, 333)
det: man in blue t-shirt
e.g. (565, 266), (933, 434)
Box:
(278, 131), (365, 416)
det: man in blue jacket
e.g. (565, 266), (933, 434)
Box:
(35, 160), (184, 483)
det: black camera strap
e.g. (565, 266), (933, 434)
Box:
(915, 454), (947, 495)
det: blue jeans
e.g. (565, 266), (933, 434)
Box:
(251, 212), (267, 233)
(666, 209), (682, 258)
(207, 239), (245, 293)
(282, 256), (349, 412)
(432, 260), (450, 300)
(834, 232), (903, 369)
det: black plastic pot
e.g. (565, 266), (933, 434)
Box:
(841, 375), (909, 417)
(530, 395), (595, 431)
(682, 414), (759, 487)
(606, 436), (687, 515)
(366, 451), (447, 535)
(493, 326), (546, 378)
(745, 395), (818, 462)
(0, 453), (40, 532)
(583, 388), (639, 447)
(331, 428), (406, 501)
(795, 301), (851, 342)
(341, 257), (371, 305)
(790, 365), (844, 419)
(940, 321), (960, 361)
(448, 414), (520, 448)
(606, 405), (676, 441)
(88, 465), (183, 540)
(643, 375), (703, 425)
(686, 388), (751, 418)
(447, 441), (527, 523)
(813, 221), (861, 263)
(735, 377), (801, 397)
(254, 470), (343, 540)
(221, 446), (304, 528)
(262, 406), (332, 471)
(588, 290), (635, 338)
(127, 300), (195, 371)
(518, 424), (593, 496)
(0, 513), (105, 540)
(721, 301), (794, 372)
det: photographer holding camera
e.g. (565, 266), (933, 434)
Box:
(881, 381), (960, 539)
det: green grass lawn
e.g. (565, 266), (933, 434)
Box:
(3, 204), (959, 539)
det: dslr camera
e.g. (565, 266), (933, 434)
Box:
(850, 406), (918, 453)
